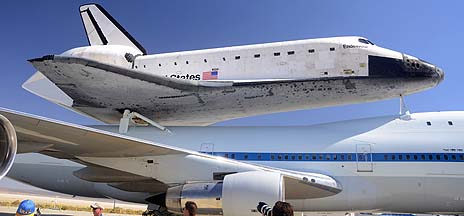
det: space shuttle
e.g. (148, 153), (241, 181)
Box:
(24, 4), (443, 126)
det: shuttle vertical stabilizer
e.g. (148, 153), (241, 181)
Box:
(79, 4), (147, 55)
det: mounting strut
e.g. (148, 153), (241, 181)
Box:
(399, 95), (411, 120)
(119, 109), (170, 133)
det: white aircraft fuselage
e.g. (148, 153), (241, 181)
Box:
(24, 4), (444, 126)
(8, 111), (464, 214)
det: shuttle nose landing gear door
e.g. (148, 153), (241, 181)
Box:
(356, 144), (373, 172)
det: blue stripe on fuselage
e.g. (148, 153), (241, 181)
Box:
(199, 152), (464, 162)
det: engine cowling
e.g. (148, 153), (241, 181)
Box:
(0, 114), (17, 179)
(165, 171), (283, 215)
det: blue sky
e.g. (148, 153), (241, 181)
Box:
(0, 0), (462, 126)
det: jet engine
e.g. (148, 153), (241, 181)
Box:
(165, 171), (284, 216)
(0, 114), (17, 179)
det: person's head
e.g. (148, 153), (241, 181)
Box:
(182, 201), (197, 216)
(16, 200), (35, 216)
(90, 203), (104, 216)
(272, 201), (294, 216)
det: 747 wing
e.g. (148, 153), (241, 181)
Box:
(0, 107), (342, 214)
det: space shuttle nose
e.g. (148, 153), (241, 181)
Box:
(368, 55), (442, 84)
(435, 66), (445, 83)
(415, 58), (444, 83)
(399, 55), (442, 82)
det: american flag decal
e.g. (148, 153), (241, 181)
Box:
(202, 70), (218, 80)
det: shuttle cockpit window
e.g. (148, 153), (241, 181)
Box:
(358, 38), (375, 45)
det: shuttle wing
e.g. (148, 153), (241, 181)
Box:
(25, 55), (337, 125)
(0, 108), (341, 199)
(28, 55), (234, 92)
(28, 55), (311, 91)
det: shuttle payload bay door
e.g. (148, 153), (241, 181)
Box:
(356, 144), (373, 172)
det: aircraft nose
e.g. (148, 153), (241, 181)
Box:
(368, 55), (443, 83)
(402, 56), (444, 81)
(435, 66), (445, 83)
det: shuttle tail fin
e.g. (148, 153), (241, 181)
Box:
(79, 4), (147, 55)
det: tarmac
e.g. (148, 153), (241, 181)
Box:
(0, 180), (146, 216)
(0, 205), (142, 216)
(0, 206), (89, 216)
(0, 193), (146, 209)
